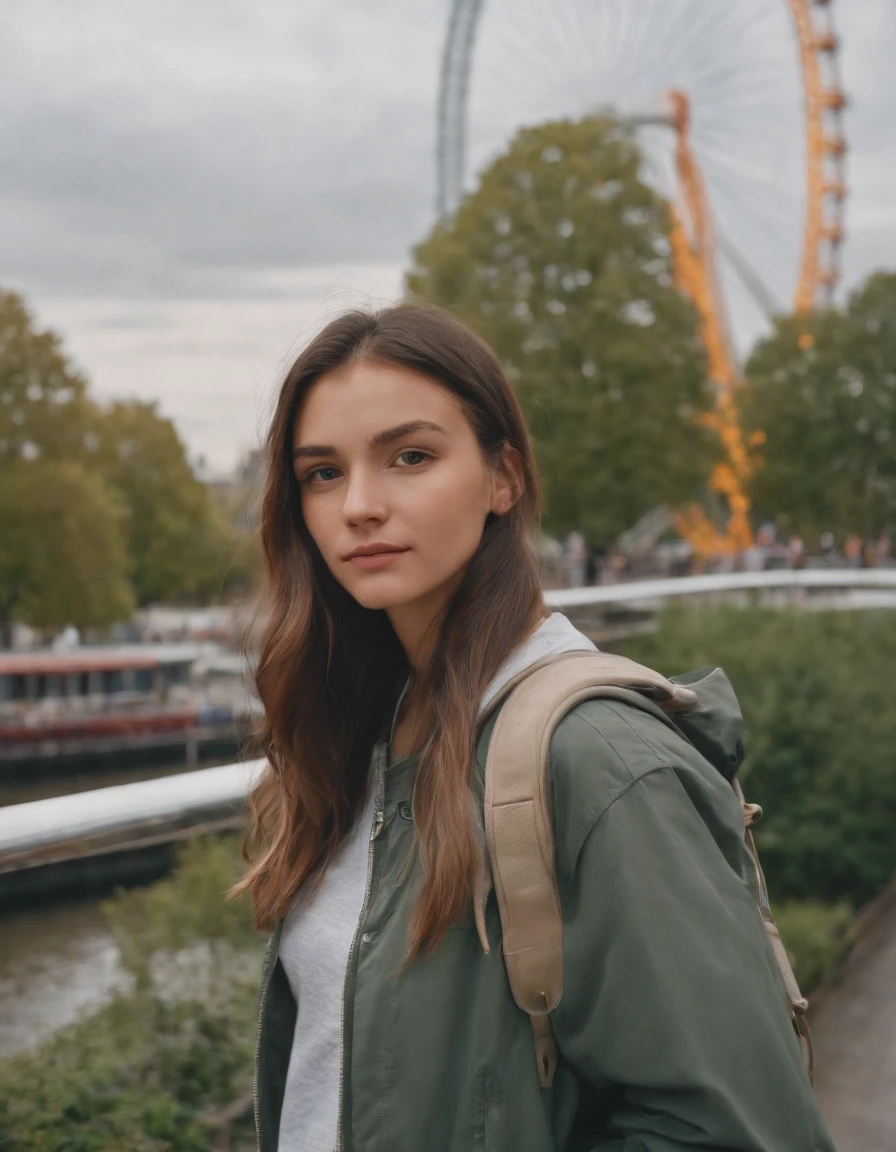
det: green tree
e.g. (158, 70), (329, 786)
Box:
(0, 289), (254, 631)
(0, 460), (133, 640)
(92, 401), (241, 605)
(0, 290), (98, 463)
(623, 605), (896, 906)
(742, 271), (896, 544)
(0, 293), (133, 639)
(407, 116), (716, 546)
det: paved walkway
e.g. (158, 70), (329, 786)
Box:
(812, 884), (896, 1151)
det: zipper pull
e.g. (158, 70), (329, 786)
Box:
(371, 807), (385, 841)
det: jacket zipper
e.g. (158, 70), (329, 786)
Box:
(253, 920), (282, 1152)
(335, 747), (387, 1152)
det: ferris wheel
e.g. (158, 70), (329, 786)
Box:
(435, 0), (847, 553)
(436, 0), (847, 341)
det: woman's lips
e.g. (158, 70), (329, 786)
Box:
(347, 549), (410, 570)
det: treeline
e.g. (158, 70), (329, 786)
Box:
(0, 291), (255, 642)
(409, 115), (896, 553)
(6, 115), (896, 636)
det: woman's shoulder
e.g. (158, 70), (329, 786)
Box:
(476, 690), (692, 804)
(550, 694), (683, 798)
(549, 695), (746, 888)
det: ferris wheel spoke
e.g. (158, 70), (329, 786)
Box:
(711, 180), (800, 248)
(683, 3), (789, 76)
(610, 0), (648, 78)
(588, 0), (623, 84)
(617, 2), (671, 90)
(699, 150), (802, 208)
(646, 2), (755, 88)
(473, 55), (584, 131)
(483, 2), (590, 90)
(553, 0), (610, 83)
(672, 36), (791, 114)
(516, 0), (592, 79)
(443, 0), (846, 326)
(684, 57), (795, 108)
(489, 22), (578, 91)
(633, 4), (719, 82)
(590, 0), (631, 84)
(719, 235), (785, 318)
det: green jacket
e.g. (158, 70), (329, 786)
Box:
(254, 677), (835, 1151)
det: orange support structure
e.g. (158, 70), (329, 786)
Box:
(667, 92), (759, 557)
(668, 0), (845, 558)
(790, 0), (847, 313)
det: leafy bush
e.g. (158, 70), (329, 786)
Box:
(620, 606), (896, 906)
(773, 900), (855, 994)
(0, 835), (264, 1152)
(5, 607), (892, 1144)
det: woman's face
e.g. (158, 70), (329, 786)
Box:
(293, 360), (515, 629)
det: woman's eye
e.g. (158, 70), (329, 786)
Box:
(396, 450), (431, 467)
(304, 466), (340, 484)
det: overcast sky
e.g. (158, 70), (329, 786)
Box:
(2, 0), (894, 473)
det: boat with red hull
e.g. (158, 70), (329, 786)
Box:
(0, 645), (253, 778)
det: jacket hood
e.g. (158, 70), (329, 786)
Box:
(478, 612), (597, 718)
(670, 667), (745, 781)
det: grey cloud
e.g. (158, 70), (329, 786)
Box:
(2, 0), (895, 305)
(1, 90), (436, 293)
(2, 0), (444, 298)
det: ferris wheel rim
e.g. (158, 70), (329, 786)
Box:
(435, 0), (847, 316)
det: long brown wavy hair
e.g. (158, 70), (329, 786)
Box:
(232, 303), (543, 957)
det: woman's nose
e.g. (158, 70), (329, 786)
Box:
(342, 467), (388, 525)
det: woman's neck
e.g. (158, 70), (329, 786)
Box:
(388, 602), (549, 758)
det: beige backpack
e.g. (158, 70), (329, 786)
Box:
(476, 650), (812, 1090)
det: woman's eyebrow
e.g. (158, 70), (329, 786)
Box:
(368, 420), (449, 448)
(293, 420), (449, 460)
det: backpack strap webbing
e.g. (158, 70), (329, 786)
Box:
(482, 651), (696, 1088)
(733, 778), (814, 1084)
(483, 649), (814, 1090)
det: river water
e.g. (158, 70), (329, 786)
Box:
(0, 897), (128, 1056)
(0, 760), (219, 1058)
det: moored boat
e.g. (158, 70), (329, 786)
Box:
(0, 645), (254, 778)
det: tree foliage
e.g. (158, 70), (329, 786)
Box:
(0, 293), (132, 635)
(0, 461), (134, 636)
(92, 401), (241, 606)
(622, 605), (896, 906)
(0, 290), (253, 633)
(407, 116), (716, 546)
(0, 290), (98, 464)
(742, 271), (896, 544)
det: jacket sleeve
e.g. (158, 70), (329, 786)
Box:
(550, 751), (835, 1151)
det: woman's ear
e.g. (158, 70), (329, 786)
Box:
(491, 444), (525, 515)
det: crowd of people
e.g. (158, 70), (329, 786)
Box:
(722, 524), (893, 575)
(543, 524), (896, 589)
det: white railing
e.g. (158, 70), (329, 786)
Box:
(0, 759), (267, 875)
(4, 567), (896, 872)
(543, 566), (896, 609)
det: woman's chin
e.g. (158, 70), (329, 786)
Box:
(345, 577), (441, 615)
(344, 580), (418, 612)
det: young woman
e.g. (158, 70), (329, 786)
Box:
(237, 304), (834, 1152)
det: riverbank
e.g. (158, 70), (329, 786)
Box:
(0, 756), (243, 1052)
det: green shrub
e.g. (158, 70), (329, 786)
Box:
(0, 835), (264, 1152)
(773, 900), (855, 994)
(4, 607), (891, 1145)
(620, 606), (896, 907)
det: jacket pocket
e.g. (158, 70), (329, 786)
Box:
(472, 1066), (505, 1151)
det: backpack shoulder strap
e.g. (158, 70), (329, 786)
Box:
(483, 650), (695, 1087)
